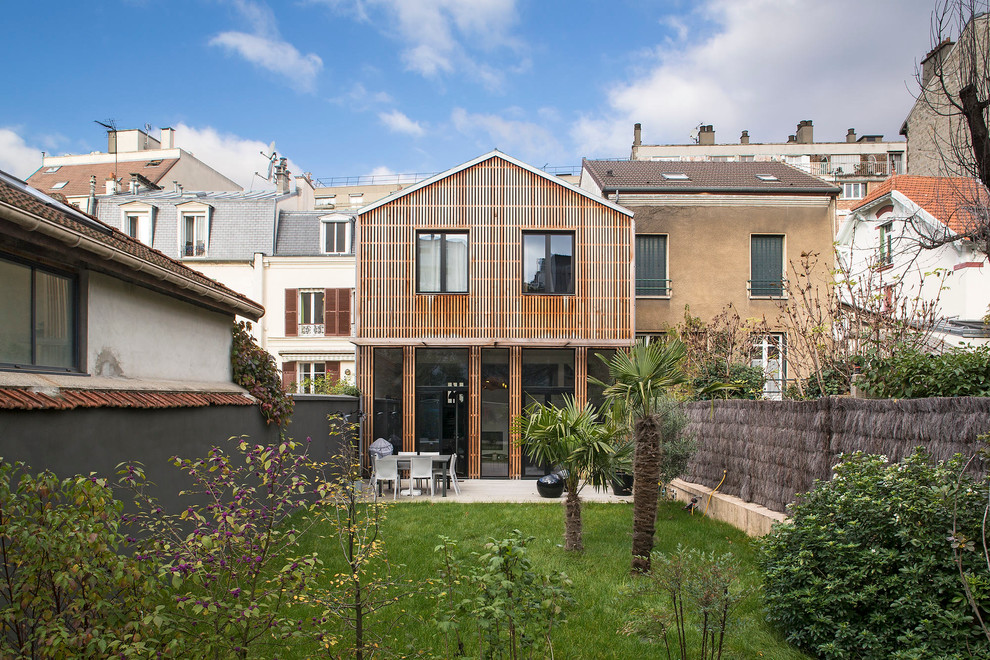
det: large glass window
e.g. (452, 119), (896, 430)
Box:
(636, 235), (668, 296)
(481, 349), (510, 478)
(416, 349), (469, 473)
(587, 349), (617, 410)
(750, 234), (784, 298)
(373, 348), (404, 455)
(417, 232), (468, 293)
(0, 255), (76, 370)
(523, 232), (574, 294)
(521, 349), (574, 477)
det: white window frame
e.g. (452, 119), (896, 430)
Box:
(297, 362), (326, 393)
(842, 182), (866, 199)
(119, 202), (156, 246)
(175, 202), (212, 258)
(320, 214), (352, 254)
(879, 221), (894, 266)
(298, 289), (325, 336)
(751, 333), (787, 400)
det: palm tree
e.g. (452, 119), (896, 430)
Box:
(515, 396), (626, 551)
(594, 336), (689, 573)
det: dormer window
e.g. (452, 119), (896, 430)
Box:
(321, 214), (353, 254)
(119, 202), (156, 247)
(175, 201), (212, 258)
(661, 173), (690, 181)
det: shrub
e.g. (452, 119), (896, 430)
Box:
(760, 448), (990, 659)
(231, 321), (294, 425)
(0, 463), (168, 658)
(692, 360), (764, 400)
(857, 344), (990, 398)
(292, 374), (361, 397)
(788, 361), (852, 400)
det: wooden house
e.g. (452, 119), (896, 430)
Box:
(354, 151), (634, 478)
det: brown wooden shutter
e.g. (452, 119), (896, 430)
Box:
(282, 361), (296, 389)
(325, 361), (340, 382)
(324, 288), (335, 336)
(338, 289), (352, 337)
(324, 288), (351, 336)
(285, 289), (298, 337)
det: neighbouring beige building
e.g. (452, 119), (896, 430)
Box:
(580, 159), (839, 398)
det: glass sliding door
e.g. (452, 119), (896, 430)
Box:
(416, 349), (469, 475)
(373, 348), (404, 455)
(480, 349), (510, 478)
(520, 348), (574, 478)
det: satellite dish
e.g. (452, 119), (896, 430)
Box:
(260, 141), (277, 181)
(689, 123), (702, 143)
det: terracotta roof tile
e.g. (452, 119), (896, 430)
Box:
(583, 160), (838, 193)
(853, 175), (990, 233)
(0, 387), (255, 411)
(26, 160), (179, 197)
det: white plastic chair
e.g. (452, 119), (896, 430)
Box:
(372, 456), (400, 500)
(434, 454), (460, 495)
(409, 456), (434, 497)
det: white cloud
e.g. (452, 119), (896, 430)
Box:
(210, 0), (323, 92)
(0, 128), (43, 179)
(323, 0), (521, 86)
(572, 0), (934, 157)
(450, 107), (564, 163)
(173, 123), (304, 191)
(378, 110), (425, 137)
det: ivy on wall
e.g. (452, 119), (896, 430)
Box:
(231, 321), (294, 426)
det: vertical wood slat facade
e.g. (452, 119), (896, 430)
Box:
(356, 153), (634, 478)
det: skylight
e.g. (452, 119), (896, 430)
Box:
(145, 160), (162, 167)
(51, 181), (68, 190)
(45, 166), (61, 173)
(661, 173), (690, 181)
(756, 174), (780, 182)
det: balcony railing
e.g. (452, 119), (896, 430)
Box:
(748, 279), (788, 298)
(298, 323), (325, 336)
(635, 278), (672, 297)
(807, 161), (896, 177)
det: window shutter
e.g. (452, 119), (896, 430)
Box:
(282, 361), (296, 389)
(338, 289), (351, 337)
(325, 361), (340, 382)
(750, 235), (783, 296)
(285, 289), (298, 337)
(635, 235), (667, 296)
(324, 288), (335, 336)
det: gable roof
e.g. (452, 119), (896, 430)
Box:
(26, 159), (180, 197)
(852, 175), (990, 233)
(0, 170), (264, 320)
(583, 159), (839, 194)
(359, 150), (634, 217)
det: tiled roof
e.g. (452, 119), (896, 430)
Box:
(0, 171), (264, 320)
(0, 388), (254, 411)
(853, 175), (990, 233)
(26, 160), (179, 197)
(583, 160), (839, 193)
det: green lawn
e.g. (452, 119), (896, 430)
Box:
(290, 499), (809, 659)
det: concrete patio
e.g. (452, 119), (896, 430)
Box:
(376, 478), (634, 504)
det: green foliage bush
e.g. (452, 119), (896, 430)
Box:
(787, 361), (852, 400)
(858, 344), (990, 398)
(231, 321), (294, 425)
(0, 463), (169, 658)
(292, 374), (361, 397)
(760, 449), (990, 659)
(692, 360), (764, 400)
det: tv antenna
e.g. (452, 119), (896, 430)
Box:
(95, 119), (119, 184)
(144, 122), (153, 149)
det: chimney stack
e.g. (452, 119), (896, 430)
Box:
(698, 124), (715, 145)
(160, 127), (175, 149)
(633, 123), (642, 147)
(846, 128), (857, 143)
(921, 38), (954, 87)
(740, 130), (750, 144)
(787, 134), (797, 143)
(105, 177), (118, 195)
(795, 120), (814, 144)
(275, 157), (290, 194)
(129, 174), (139, 194)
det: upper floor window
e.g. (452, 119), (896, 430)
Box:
(636, 235), (669, 296)
(321, 216), (352, 254)
(0, 254), (76, 371)
(176, 202), (211, 258)
(298, 290), (325, 336)
(417, 232), (468, 293)
(842, 182), (866, 199)
(523, 232), (574, 295)
(879, 222), (893, 266)
(285, 287), (352, 337)
(750, 234), (785, 298)
(120, 205), (155, 246)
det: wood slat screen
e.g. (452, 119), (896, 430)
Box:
(357, 156), (633, 343)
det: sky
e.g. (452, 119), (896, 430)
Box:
(0, 0), (942, 191)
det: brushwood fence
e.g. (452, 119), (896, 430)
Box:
(682, 397), (990, 513)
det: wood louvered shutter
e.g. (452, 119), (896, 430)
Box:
(325, 361), (341, 382)
(282, 361), (296, 389)
(324, 288), (352, 336)
(285, 289), (298, 337)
